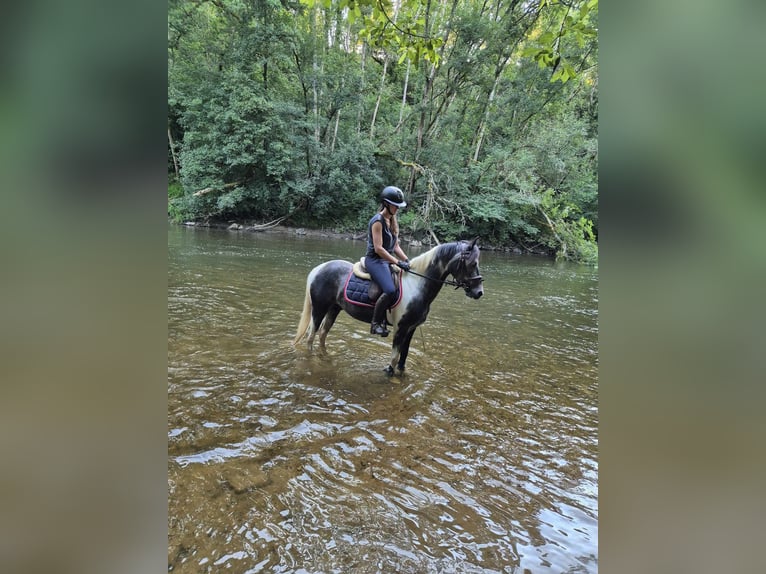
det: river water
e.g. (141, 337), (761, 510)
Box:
(168, 224), (598, 573)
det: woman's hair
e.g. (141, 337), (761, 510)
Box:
(382, 203), (399, 237)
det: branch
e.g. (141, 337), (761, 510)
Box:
(248, 216), (289, 231)
(376, 0), (432, 41)
(427, 228), (441, 245)
(538, 205), (565, 256)
(192, 181), (244, 197)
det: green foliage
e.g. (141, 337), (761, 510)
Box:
(168, 180), (184, 200)
(304, 0), (444, 65)
(168, 180), (192, 222)
(522, 0), (598, 84)
(538, 189), (598, 263)
(168, 0), (597, 262)
(556, 217), (598, 264)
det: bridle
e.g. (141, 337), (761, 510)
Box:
(452, 249), (484, 291)
(453, 273), (485, 291)
(404, 248), (483, 291)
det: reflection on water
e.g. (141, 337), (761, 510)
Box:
(168, 225), (598, 573)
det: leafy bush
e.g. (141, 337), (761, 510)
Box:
(167, 0), (597, 261)
(537, 189), (598, 263)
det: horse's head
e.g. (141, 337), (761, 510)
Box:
(452, 238), (484, 299)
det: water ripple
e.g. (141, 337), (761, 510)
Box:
(168, 228), (598, 573)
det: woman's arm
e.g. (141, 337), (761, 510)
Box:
(393, 242), (408, 262)
(371, 221), (399, 264)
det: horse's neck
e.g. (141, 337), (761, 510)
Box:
(412, 243), (460, 278)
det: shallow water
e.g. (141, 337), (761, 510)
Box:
(168, 225), (598, 573)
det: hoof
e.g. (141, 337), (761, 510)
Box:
(384, 365), (405, 377)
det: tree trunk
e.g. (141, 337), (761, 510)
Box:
(398, 58), (411, 126)
(471, 2), (537, 161)
(539, 205), (566, 257)
(168, 124), (180, 179)
(473, 55), (509, 162)
(330, 109), (340, 152)
(311, 6), (320, 142)
(369, 57), (388, 139)
(370, 2), (400, 139)
(357, 42), (367, 135)
(410, 0), (458, 194)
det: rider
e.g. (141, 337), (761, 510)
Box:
(366, 186), (411, 337)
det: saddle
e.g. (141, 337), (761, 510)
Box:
(344, 258), (402, 307)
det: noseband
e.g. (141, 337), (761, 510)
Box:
(452, 273), (484, 291)
(452, 249), (484, 291)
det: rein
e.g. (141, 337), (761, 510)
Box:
(405, 268), (463, 287)
(404, 263), (483, 290)
(401, 242), (484, 290)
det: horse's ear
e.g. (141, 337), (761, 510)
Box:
(463, 237), (480, 265)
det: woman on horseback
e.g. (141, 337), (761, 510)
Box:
(366, 186), (411, 337)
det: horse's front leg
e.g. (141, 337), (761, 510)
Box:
(385, 325), (416, 376)
(385, 347), (400, 377)
(396, 327), (417, 373)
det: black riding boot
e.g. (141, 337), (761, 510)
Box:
(370, 293), (392, 337)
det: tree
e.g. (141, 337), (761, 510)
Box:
(168, 0), (598, 261)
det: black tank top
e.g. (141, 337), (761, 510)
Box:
(366, 213), (396, 258)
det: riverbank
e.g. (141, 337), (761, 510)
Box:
(177, 219), (547, 256)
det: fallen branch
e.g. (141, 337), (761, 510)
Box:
(538, 206), (566, 258)
(193, 181), (244, 197)
(248, 216), (288, 231)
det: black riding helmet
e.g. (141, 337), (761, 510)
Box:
(380, 186), (407, 208)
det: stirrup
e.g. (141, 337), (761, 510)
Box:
(370, 322), (389, 337)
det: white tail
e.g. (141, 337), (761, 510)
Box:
(292, 280), (313, 345)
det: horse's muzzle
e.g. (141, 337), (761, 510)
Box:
(458, 273), (483, 299)
(465, 286), (484, 299)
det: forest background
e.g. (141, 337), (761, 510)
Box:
(168, 0), (598, 262)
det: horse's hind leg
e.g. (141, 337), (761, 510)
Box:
(305, 308), (322, 351)
(317, 306), (341, 352)
(307, 301), (333, 351)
